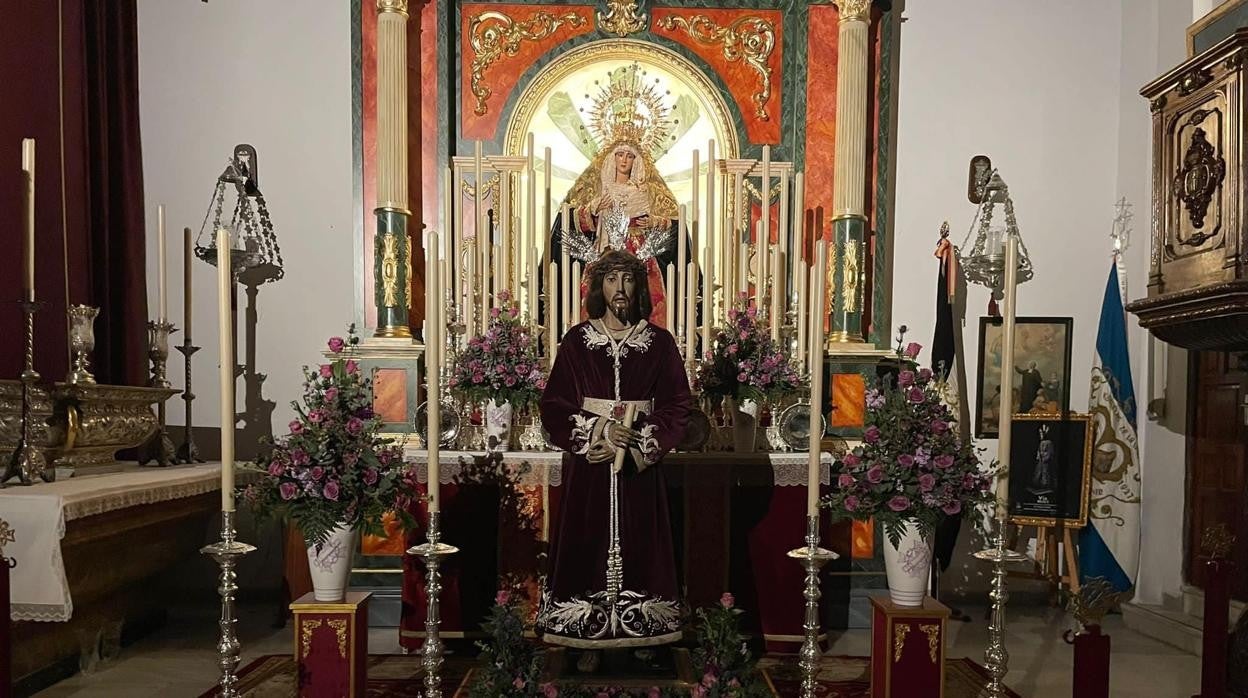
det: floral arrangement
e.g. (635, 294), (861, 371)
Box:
(468, 590), (762, 697)
(690, 593), (769, 698)
(695, 294), (805, 404)
(242, 328), (415, 548)
(821, 327), (995, 548)
(450, 290), (548, 408)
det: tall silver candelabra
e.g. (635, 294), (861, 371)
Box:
(786, 514), (836, 698)
(5, 300), (48, 486)
(972, 520), (1027, 697)
(200, 510), (255, 698)
(408, 511), (458, 698)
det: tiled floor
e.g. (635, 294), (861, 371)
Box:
(31, 601), (1199, 697)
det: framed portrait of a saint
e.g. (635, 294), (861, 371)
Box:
(975, 317), (1074, 438)
(1007, 414), (1094, 527)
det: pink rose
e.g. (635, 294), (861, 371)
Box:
(843, 495), (860, 512)
(343, 452), (359, 467)
(897, 370), (914, 387)
(866, 466), (884, 484)
(322, 480), (340, 501)
(720, 592), (735, 609)
(495, 590), (511, 606)
(310, 466), (325, 481)
(648, 688), (661, 698)
(268, 461), (284, 476)
(363, 468), (379, 485)
(933, 454), (955, 469)
(887, 495), (911, 512)
(842, 452), (861, 467)
(727, 343), (738, 355)
(308, 409), (325, 424)
(838, 473), (855, 488)
(319, 364), (333, 378)
(345, 360), (360, 374)
(346, 417), (364, 435)
(907, 387), (925, 404)
(327, 336), (345, 353)
(919, 473), (936, 492)
(918, 368), (933, 382)
(904, 342), (922, 359)
(289, 420), (304, 435)
(897, 454), (915, 468)
(942, 500), (962, 515)
(541, 684), (558, 698)
(490, 307), (501, 319)
(864, 426), (880, 443)
(931, 419), (949, 434)
(279, 482), (298, 500)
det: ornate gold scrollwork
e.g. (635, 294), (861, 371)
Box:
(327, 619), (348, 659)
(893, 623), (910, 662)
(598, 0), (647, 37)
(656, 14), (776, 121)
(0, 518), (13, 556)
(381, 233), (400, 307)
(843, 238), (860, 313)
(1070, 577), (1129, 628)
(1202, 523), (1236, 559)
(376, 0), (408, 15)
(300, 619), (323, 659)
(1150, 95), (1167, 113)
(920, 623), (940, 663)
(835, 0), (873, 22)
(1173, 125), (1225, 239)
(469, 10), (588, 116)
(1178, 66), (1213, 96)
(826, 237), (838, 316)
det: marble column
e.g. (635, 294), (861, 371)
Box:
(829, 0), (872, 344)
(374, 0), (414, 338)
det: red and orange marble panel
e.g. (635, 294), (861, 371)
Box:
(852, 518), (874, 559)
(459, 4), (596, 139)
(830, 372), (865, 428)
(651, 7), (783, 145)
(803, 5), (840, 222)
(371, 367), (409, 424)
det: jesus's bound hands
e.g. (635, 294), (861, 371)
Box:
(607, 422), (639, 449)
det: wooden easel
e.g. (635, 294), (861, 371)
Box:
(1009, 519), (1081, 603)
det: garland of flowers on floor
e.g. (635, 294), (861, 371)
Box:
(466, 591), (769, 697)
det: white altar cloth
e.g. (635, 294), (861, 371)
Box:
(0, 463), (223, 622)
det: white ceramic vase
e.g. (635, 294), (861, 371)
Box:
(306, 523), (359, 602)
(881, 520), (933, 607)
(485, 400), (514, 451)
(731, 397), (759, 453)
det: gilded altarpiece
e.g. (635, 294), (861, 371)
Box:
(350, 0), (900, 643)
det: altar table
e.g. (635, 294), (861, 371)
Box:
(0, 463), (222, 684)
(398, 450), (843, 653)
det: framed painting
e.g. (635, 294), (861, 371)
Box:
(975, 316), (1073, 438)
(1006, 414), (1094, 527)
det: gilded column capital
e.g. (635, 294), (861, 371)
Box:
(835, 0), (872, 22)
(377, 0), (409, 16)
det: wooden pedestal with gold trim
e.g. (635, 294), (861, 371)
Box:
(291, 591), (371, 698)
(870, 595), (949, 698)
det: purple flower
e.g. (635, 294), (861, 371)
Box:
(322, 480), (340, 501)
(343, 452), (359, 467)
(918, 368), (933, 382)
(363, 468), (379, 485)
(897, 454), (916, 468)
(720, 592), (735, 609)
(866, 466), (885, 484)
(919, 473), (937, 491)
(942, 500), (963, 515)
(904, 342), (922, 359)
(345, 359), (360, 374)
(838, 473), (856, 488)
(866, 389), (885, 409)
(727, 343), (739, 355)
(279, 482), (298, 500)
(897, 370), (914, 387)
(907, 387), (925, 404)
(268, 461), (284, 476)
(310, 466), (325, 481)
(864, 425), (881, 443)
(931, 419), (949, 434)
(513, 678), (526, 690)
(327, 336), (346, 353)
(319, 364), (333, 378)
(887, 495), (911, 512)
(289, 420), (304, 435)
(914, 447), (931, 465)
(291, 448), (310, 466)
(346, 417), (364, 435)
(308, 409), (325, 424)
(933, 454), (955, 469)
(324, 387), (339, 403)
(842, 452), (861, 467)
(843, 495), (860, 512)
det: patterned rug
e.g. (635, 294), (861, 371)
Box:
(203, 654), (1017, 697)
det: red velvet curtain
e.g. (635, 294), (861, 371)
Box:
(0, 0), (147, 386)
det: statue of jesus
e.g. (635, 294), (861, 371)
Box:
(536, 249), (691, 657)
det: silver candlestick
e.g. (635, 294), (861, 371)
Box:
(786, 514), (836, 697)
(200, 510), (255, 698)
(973, 521), (1027, 697)
(407, 511), (458, 698)
(143, 321), (178, 466)
(66, 304), (99, 385)
(4, 300), (49, 486)
(175, 340), (204, 463)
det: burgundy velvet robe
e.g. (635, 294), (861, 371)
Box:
(537, 319), (691, 648)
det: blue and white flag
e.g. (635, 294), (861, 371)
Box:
(1078, 262), (1141, 593)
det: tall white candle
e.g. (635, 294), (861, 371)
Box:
(547, 261), (558, 367)
(995, 236), (1021, 518)
(217, 228), (235, 512)
(561, 203), (571, 335)
(475, 141), (487, 321)
(771, 251), (783, 342)
(426, 231), (442, 511)
(571, 261), (582, 325)
(21, 139), (35, 302)
(779, 168), (790, 261)
(733, 173), (745, 296)
(685, 261), (696, 362)
(691, 150), (700, 226)
(704, 140), (716, 336)
(796, 255), (808, 373)
(760, 147), (771, 321)
(677, 204), (687, 334)
(794, 172), (805, 263)
(158, 205), (168, 321)
(544, 146), (553, 265)
(739, 241), (749, 296)
(807, 241), (828, 517)
(665, 264), (676, 331)
(498, 171), (509, 296)
(527, 167), (538, 321)
(444, 167), (454, 328)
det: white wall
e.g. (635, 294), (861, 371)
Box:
(138, 0), (356, 435)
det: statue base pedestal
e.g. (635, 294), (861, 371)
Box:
(291, 591), (371, 698)
(870, 595), (949, 698)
